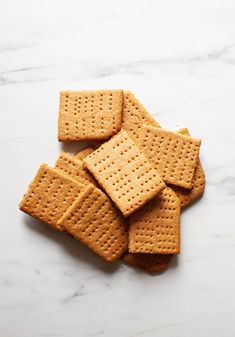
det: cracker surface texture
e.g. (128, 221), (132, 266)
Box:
(55, 152), (97, 186)
(74, 147), (95, 160)
(122, 252), (173, 274)
(129, 187), (180, 254)
(122, 91), (160, 142)
(84, 130), (165, 217)
(58, 90), (123, 141)
(171, 128), (205, 206)
(58, 185), (128, 262)
(19, 164), (85, 231)
(139, 125), (201, 189)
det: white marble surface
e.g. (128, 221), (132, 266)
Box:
(1, 0), (235, 336)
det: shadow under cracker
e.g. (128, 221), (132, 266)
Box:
(121, 254), (178, 276)
(168, 255), (178, 269)
(23, 214), (120, 274)
(60, 141), (93, 155)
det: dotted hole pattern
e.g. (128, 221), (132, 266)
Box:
(63, 187), (128, 261)
(20, 165), (83, 229)
(55, 154), (93, 186)
(140, 127), (201, 188)
(129, 187), (180, 254)
(84, 131), (164, 216)
(60, 91), (122, 140)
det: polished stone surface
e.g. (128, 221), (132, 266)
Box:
(1, 0), (235, 336)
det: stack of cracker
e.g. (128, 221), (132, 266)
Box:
(19, 90), (205, 274)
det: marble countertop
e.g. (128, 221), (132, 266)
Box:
(1, 0), (235, 336)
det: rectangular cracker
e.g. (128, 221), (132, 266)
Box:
(19, 164), (85, 231)
(170, 128), (205, 207)
(131, 99), (204, 203)
(55, 152), (97, 186)
(122, 91), (160, 143)
(74, 147), (95, 160)
(58, 90), (123, 141)
(84, 130), (165, 217)
(139, 125), (201, 189)
(129, 187), (180, 254)
(122, 252), (173, 274)
(58, 184), (128, 262)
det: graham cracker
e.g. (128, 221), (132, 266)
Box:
(122, 252), (173, 274)
(171, 128), (205, 207)
(122, 91), (160, 142)
(74, 147), (95, 160)
(129, 187), (180, 254)
(58, 90), (123, 141)
(55, 152), (97, 186)
(58, 184), (128, 262)
(139, 125), (201, 189)
(83, 130), (165, 217)
(19, 164), (85, 231)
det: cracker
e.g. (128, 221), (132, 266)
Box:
(122, 252), (173, 274)
(170, 128), (205, 207)
(58, 184), (128, 262)
(129, 187), (180, 254)
(55, 152), (97, 186)
(58, 90), (123, 141)
(19, 164), (85, 231)
(123, 99), (203, 197)
(139, 125), (201, 189)
(84, 130), (165, 217)
(74, 146), (95, 160)
(122, 91), (160, 142)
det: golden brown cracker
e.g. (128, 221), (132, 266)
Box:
(122, 91), (160, 142)
(139, 125), (201, 189)
(58, 90), (123, 141)
(171, 128), (205, 207)
(55, 152), (97, 186)
(74, 146), (95, 160)
(84, 130), (165, 217)
(129, 187), (180, 254)
(122, 97), (204, 198)
(19, 164), (85, 231)
(58, 184), (128, 262)
(122, 252), (173, 274)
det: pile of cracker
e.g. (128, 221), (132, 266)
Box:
(19, 90), (205, 274)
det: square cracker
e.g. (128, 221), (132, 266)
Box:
(135, 117), (204, 202)
(58, 184), (128, 262)
(129, 187), (180, 254)
(170, 128), (205, 207)
(122, 91), (160, 142)
(84, 130), (165, 217)
(58, 90), (123, 141)
(122, 252), (173, 274)
(19, 164), (85, 231)
(55, 152), (97, 186)
(74, 147), (95, 160)
(139, 125), (201, 189)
